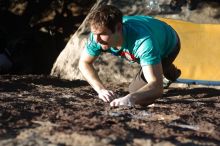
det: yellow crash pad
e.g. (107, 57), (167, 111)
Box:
(158, 17), (220, 81)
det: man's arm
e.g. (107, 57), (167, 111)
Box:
(79, 49), (116, 102)
(131, 63), (163, 105)
(110, 63), (163, 106)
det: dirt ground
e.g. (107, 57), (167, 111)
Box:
(1, 1), (220, 146)
(0, 75), (220, 146)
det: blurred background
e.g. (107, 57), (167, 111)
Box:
(0, 0), (95, 74)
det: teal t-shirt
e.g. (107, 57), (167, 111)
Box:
(86, 15), (177, 66)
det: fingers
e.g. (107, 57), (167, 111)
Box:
(98, 89), (116, 102)
(110, 96), (134, 107)
(100, 96), (108, 102)
(110, 99), (124, 107)
(110, 99), (118, 107)
(108, 90), (117, 98)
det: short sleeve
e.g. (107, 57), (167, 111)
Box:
(137, 37), (161, 66)
(85, 34), (102, 56)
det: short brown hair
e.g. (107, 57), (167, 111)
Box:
(88, 5), (122, 33)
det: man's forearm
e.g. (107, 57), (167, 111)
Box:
(79, 62), (105, 93)
(130, 82), (163, 105)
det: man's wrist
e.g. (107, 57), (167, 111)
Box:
(96, 87), (106, 94)
(127, 93), (136, 105)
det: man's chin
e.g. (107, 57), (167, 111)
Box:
(101, 45), (110, 50)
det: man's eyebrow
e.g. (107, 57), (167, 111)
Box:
(93, 31), (107, 35)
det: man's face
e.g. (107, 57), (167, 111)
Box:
(90, 24), (119, 50)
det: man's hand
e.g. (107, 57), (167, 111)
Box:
(110, 94), (134, 107)
(98, 89), (117, 102)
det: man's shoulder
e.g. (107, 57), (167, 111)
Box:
(87, 33), (99, 47)
(85, 33), (102, 56)
(123, 15), (154, 22)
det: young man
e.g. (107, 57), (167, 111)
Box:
(79, 5), (181, 107)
